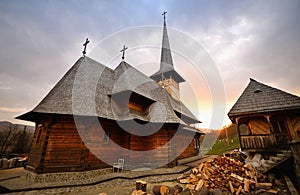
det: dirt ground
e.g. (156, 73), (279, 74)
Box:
(65, 181), (180, 195)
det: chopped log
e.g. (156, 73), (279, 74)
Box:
(189, 177), (199, 183)
(152, 185), (170, 195)
(180, 156), (281, 194)
(198, 163), (204, 171)
(244, 179), (250, 193)
(229, 181), (235, 193)
(172, 185), (183, 195)
(230, 173), (244, 183)
(201, 173), (209, 180)
(136, 180), (147, 192)
(235, 185), (242, 195)
(266, 189), (278, 194)
(204, 168), (211, 178)
(179, 178), (190, 184)
(255, 182), (272, 188)
(190, 173), (196, 179)
(192, 167), (199, 175)
(195, 180), (204, 191)
(131, 190), (146, 195)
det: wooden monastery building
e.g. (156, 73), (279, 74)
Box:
(228, 78), (300, 182)
(228, 78), (300, 152)
(17, 16), (203, 173)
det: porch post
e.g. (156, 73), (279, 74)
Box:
(235, 117), (243, 150)
(265, 115), (274, 133)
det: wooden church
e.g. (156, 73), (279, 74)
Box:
(17, 15), (203, 173)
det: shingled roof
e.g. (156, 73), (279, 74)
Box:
(16, 56), (200, 125)
(228, 78), (300, 117)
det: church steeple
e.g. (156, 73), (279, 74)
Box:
(160, 11), (174, 69)
(150, 12), (185, 101)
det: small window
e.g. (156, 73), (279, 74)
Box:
(254, 89), (262, 93)
(239, 124), (250, 135)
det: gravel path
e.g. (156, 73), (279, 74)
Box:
(0, 156), (217, 194)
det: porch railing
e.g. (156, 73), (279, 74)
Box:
(240, 134), (277, 149)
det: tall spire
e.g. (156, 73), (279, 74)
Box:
(150, 12), (185, 84)
(160, 11), (174, 68)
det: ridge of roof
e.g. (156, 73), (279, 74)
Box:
(228, 78), (300, 117)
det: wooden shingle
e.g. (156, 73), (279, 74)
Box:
(228, 78), (300, 117)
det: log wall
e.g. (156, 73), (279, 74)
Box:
(249, 117), (270, 134)
(286, 115), (300, 140)
(26, 115), (198, 173)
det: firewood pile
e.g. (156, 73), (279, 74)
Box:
(223, 149), (247, 162)
(178, 156), (280, 194)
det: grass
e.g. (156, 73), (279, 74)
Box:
(206, 136), (240, 155)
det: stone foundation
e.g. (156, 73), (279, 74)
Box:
(22, 168), (112, 183)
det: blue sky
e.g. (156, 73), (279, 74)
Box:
(1, 0), (300, 129)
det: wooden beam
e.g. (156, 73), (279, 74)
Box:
(283, 175), (299, 195)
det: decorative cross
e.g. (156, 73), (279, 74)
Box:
(162, 11), (167, 20)
(120, 45), (128, 60)
(82, 38), (90, 56)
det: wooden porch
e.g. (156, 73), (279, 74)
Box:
(240, 134), (288, 151)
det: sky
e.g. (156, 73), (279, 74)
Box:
(0, 0), (300, 129)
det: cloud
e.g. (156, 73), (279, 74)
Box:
(0, 0), (299, 128)
(0, 107), (26, 113)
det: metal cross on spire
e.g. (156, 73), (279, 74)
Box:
(82, 38), (90, 56)
(120, 45), (128, 60)
(162, 11), (167, 21)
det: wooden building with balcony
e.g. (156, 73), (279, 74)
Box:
(228, 78), (300, 152)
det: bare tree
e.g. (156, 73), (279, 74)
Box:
(0, 124), (18, 158)
(12, 126), (33, 154)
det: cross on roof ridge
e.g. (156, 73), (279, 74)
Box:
(82, 38), (90, 56)
(120, 45), (128, 61)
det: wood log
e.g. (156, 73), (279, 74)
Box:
(179, 178), (190, 184)
(192, 167), (199, 175)
(229, 181), (235, 193)
(195, 179), (204, 191)
(230, 173), (244, 183)
(255, 182), (272, 188)
(152, 185), (170, 195)
(201, 173), (209, 180)
(204, 168), (211, 178)
(131, 190), (146, 195)
(198, 163), (204, 171)
(235, 185), (242, 195)
(244, 179), (250, 193)
(172, 185), (183, 195)
(266, 189), (278, 194)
